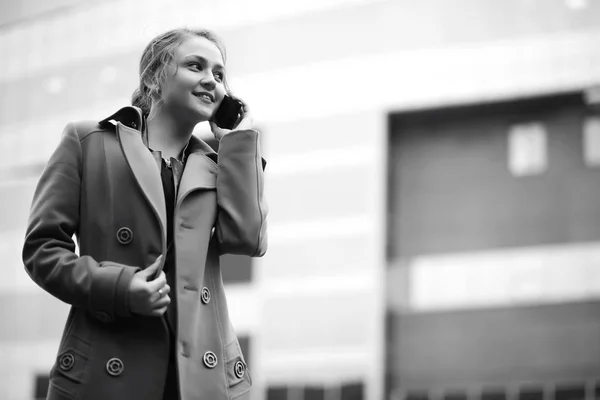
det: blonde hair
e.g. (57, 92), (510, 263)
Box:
(131, 28), (228, 118)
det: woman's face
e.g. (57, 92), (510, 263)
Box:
(159, 36), (227, 123)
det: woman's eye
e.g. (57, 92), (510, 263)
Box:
(189, 62), (202, 71)
(214, 72), (224, 83)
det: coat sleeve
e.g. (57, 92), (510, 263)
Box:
(22, 123), (140, 320)
(215, 129), (268, 257)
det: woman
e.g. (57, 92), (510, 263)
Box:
(22, 28), (267, 400)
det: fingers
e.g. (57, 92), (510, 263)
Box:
(139, 255), (163, 279)
(148, 254), (163, 269)
(149, 283), (170, 303)
(240, 101), (250, 115)
(235, 99), (250, 123)
(151, 306), (168, 316)
(147, 271), (167, 293)
(152, 294), (171, 309)
(210, 121), (227, 141)
(209, 121), (222, 133)
(135, 285), (170, 317)
(235, 113), (254, 131)
(146, 286), (171, 316)
(233, 98), (252, 127)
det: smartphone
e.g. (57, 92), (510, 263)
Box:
(211, 95), (243, 129)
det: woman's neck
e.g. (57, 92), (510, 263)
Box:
(146, 107), (196, 160)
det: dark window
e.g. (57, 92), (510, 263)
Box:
(519, 387), (543, 400)
(444, 391), (467, 400)
(305, 385), (325, 400)
(555, 384), (585, 400)
(238, 336), (251, 366)
(481, 389), (507, 400)
(267, 386), (288, 400)
(405, 391), (429, 400)
(34, 374), (49, 399)
(220, 254), (252, 284)
(341, 381), (364, 400)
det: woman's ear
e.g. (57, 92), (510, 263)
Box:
(142, 77), (161, 96)
(147, 85), (162, 102)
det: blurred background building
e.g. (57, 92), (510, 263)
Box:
(1, 0), (600, 399)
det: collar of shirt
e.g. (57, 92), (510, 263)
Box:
(141, 116), (191, 192)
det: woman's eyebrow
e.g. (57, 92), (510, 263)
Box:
(184, 54), (224, 70)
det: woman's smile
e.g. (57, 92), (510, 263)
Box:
(193, 91), (215, 104)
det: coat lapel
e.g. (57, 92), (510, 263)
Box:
(177, 152), (218, 204)
(116, 122), (167, 242)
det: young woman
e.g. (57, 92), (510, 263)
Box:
(22, 28), (267, 400)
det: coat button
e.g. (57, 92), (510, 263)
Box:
(58, 353), (75, 371)
(130, 122), (138, 129)
(234, 360), (245, 379)
(201, 287), (211, 304)
(116, 227), (133, 245)
(203, 351), (218, 369)
(106, 358), (124, 376)
(95, 310), (113, 323)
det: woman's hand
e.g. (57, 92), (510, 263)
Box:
(128, 255), (171, 316)
(210, 101), (254, 141)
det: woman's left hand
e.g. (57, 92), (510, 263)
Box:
(210, 101), (254, 141)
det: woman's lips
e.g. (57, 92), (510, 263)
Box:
(193, 91), (215, 103)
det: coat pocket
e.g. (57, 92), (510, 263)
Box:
(224, 341), (252, 400)
(46, 380), (77, 400)
(49, 336), (91, 398)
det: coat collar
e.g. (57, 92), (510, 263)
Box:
(99, 105), (218, 164)
(99, 105), (144, 131)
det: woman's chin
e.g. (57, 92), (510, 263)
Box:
(192, 104), (214, 123)
(176, 106), (211, 126)
(194, 112), (210, 121)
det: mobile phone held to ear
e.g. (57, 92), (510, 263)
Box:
(211, 95), (243, 129)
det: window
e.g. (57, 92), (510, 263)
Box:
(582, 116), (600, 167)
(267, 386), (288, 400)
(395, 382), (600, 400)
(518, 387), (544, 400)
(405, 391), (429, 400)
(33, 373), (49, 399)
(444, 392), (468, 400)
(238, 336), (251, 366)
(507, 122), (548, 177)
(304, 386), (325, 400)
(555, 383), (586, 400)
(341, 382), (364, 400)
(266, 381), (363, 400)
(481, 389), (507, 400)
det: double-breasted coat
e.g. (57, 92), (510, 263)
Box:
(22, 106), (268, 400)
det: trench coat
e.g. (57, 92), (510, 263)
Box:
(22, 105), (268, 400)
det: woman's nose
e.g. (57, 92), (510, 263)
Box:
(200, 74), (216, 90)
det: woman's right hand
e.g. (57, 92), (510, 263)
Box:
(128, 255), (171, 316)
